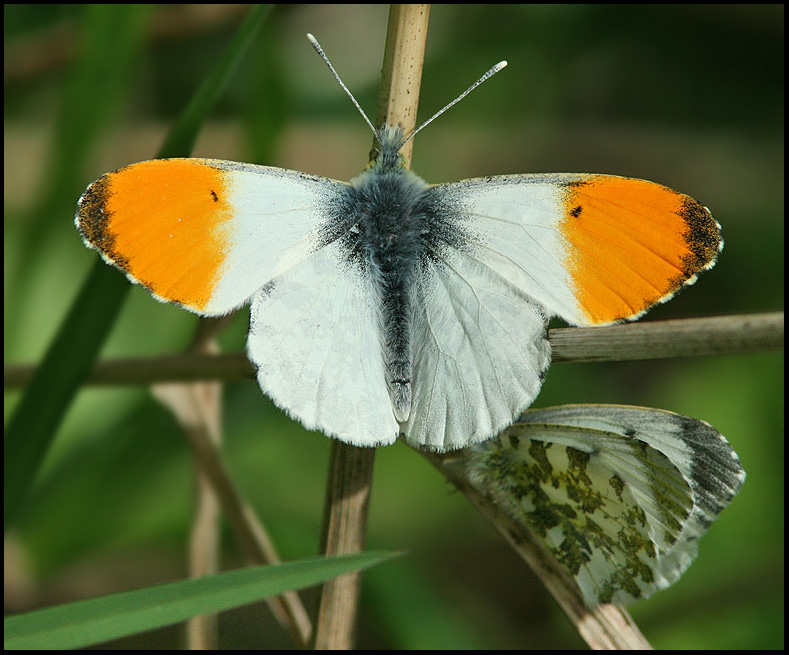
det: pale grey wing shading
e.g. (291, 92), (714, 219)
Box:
(465, 404), (745, 605)
(401, 245), (552, 451)
(247, 238), (399, 447)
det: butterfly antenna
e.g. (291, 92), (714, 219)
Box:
(402, 60), (508, 147)
(307, 33), (378, 139)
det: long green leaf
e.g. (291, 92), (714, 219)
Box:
(4, 4), (272, 529)
(5, 551), (400, 650)
(158, 4), (272, 158)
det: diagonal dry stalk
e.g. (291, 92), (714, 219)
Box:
(427, 449), (654, 650)
(153, 340), (223, 650)
(152, 316), (312, 649)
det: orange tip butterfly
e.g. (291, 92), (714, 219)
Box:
(75, 35), (722, 452)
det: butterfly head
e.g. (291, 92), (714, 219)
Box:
(370, 125), (408, 171)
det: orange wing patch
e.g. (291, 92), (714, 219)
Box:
(77, 159), (232, 311)
(559, 176), (720, 325)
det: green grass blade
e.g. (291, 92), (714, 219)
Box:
(3, 263), (129, 528)
(6, 5), (151, 299)
(4, 5), (271, 530)
(4, 551), (401, 650)
(158, 5), (272, 158)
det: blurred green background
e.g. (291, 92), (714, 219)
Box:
(4, 4), (783, 649)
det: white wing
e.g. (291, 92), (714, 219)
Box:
(521, 404), (747, 589)
(402, 246), (552, 450)
(464, 404), (745, 605)
(247, 238), (399, 447)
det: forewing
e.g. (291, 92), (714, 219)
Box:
(75, 158), (345, 315)
(431, 174), (721, 326)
